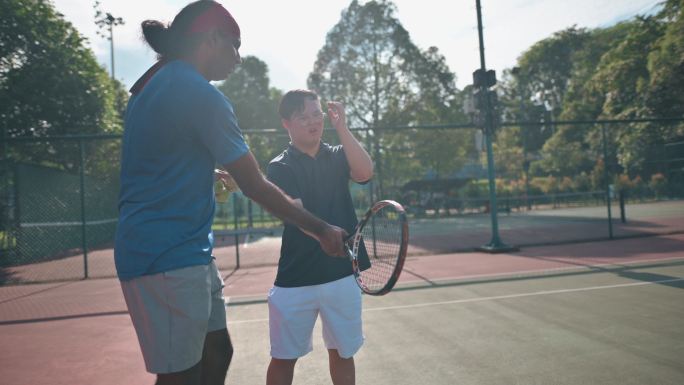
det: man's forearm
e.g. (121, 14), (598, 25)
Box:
(223, 152), (327, 238)
(336, 127), (374, 182)
(244, 178), (328, 237)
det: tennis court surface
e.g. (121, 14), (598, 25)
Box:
(1, 233), (683, 385)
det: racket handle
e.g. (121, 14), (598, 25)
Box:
(345, 245), (355, 261)
(343, 232), (355, 243)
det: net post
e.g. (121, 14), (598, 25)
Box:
(79, 139), (89, 278)
(232, 193), (240, 269)
(601, 123), (614, 238)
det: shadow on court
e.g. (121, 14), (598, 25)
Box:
(616, 270), (684, 289)
(1, 233), (683, 385)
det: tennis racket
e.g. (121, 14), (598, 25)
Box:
(345, 200), (409, 296)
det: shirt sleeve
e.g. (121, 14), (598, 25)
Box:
(266, 162), (301, 200)
(195, 93), (249, 165)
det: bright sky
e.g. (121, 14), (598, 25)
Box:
(51, 0), (661, 91)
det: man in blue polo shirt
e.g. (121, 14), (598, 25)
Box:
(266, 90), (374, 385)
(115, 4), (345, 385)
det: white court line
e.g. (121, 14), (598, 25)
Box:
(19, 218), (118, 227)
(364, 277), (684, 312)
(229, 316), (269, 324)
(400, 256), (684, 287)
(226, 277), (684, 325)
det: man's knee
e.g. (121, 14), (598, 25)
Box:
(203, 329), (233, 366)
(270, 357), (298, 367)
(155, 362), (201, 385)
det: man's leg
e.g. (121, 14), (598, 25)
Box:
(155, 362), (201, 385)
(266, 358), (298, 385)
(328, 349), (355, 385)
(200, 328), (233, 385)
(267, 284), (318, 385)
(121, 265), (218, 384)
(319, 276), (363, 385)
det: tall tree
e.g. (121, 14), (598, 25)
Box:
(515, 27), (590, 119)
(502, 5), (684, 180)
(217, 56), (285, 167)
(536, 19), (664, 177)
(559, 22), (637, 120)
(1, 0), (127, 171)
(307, 0), (466, 196)
(497, 26), (597, 178)
(646, 0), (684, 119)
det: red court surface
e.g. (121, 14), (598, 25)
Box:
(1, 233), (683, 385)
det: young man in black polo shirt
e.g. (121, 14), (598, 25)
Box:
(266, 89), (373, 385)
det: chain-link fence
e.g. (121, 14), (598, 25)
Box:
(357, 118), (684, 255)
(1, 136), (121, 283)
(2, 118), (683, 284)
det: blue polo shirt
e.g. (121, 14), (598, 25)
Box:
(114, 60), (249, 280)
(267, 142), (370, 287)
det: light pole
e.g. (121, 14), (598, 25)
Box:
(473, 0), (517, 253)
(95, 2), (124, 79)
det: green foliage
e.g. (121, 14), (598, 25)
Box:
(515, 26), (591, 117)
(492, 126), (524, 178)
(1, 0), (127, 171)
(536, 128), (594, 177)
(308, 0), (461, 127)
(499, 3), (684, 184)
(559, 22), (637, 120)
(614, 173), (639, 192)
(307, 0), (468, 196)
(573, 172), (592, 192)
(217, 56), (285, 168)
(590, 159), (606, 191)
(461, 180), (485, 199)
(649, 172), (668, 198)
(646, 0), (684, 118)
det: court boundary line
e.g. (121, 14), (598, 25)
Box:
(364, 277), (684, 312)
(226, 276), (684, 325)
(397, 256), (684, 289)
(225, 256), (684, 306)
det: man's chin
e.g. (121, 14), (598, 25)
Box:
(303, 138), (321, 148)
(213, 68), (234, 81)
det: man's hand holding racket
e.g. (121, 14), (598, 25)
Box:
(220, 153), (349, 258)
(316, 224), (348, 258)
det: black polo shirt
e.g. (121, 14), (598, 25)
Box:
(267, 142), (370, 287)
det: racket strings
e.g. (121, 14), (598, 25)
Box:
(357, 206), (403, 292)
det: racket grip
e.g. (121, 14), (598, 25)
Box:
(343, 233), (355, 243)
(345, 244), (355, 262)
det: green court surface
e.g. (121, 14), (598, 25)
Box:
(224, 260), (684, 385)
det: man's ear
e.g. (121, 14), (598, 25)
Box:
(281, 118), (291, 131)
(207, 29), (222, 49)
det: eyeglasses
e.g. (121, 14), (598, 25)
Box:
(291, 111), (326, 125)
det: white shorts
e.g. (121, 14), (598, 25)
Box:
(268, 275), (364, 359)
(120, 260), (227, 374)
